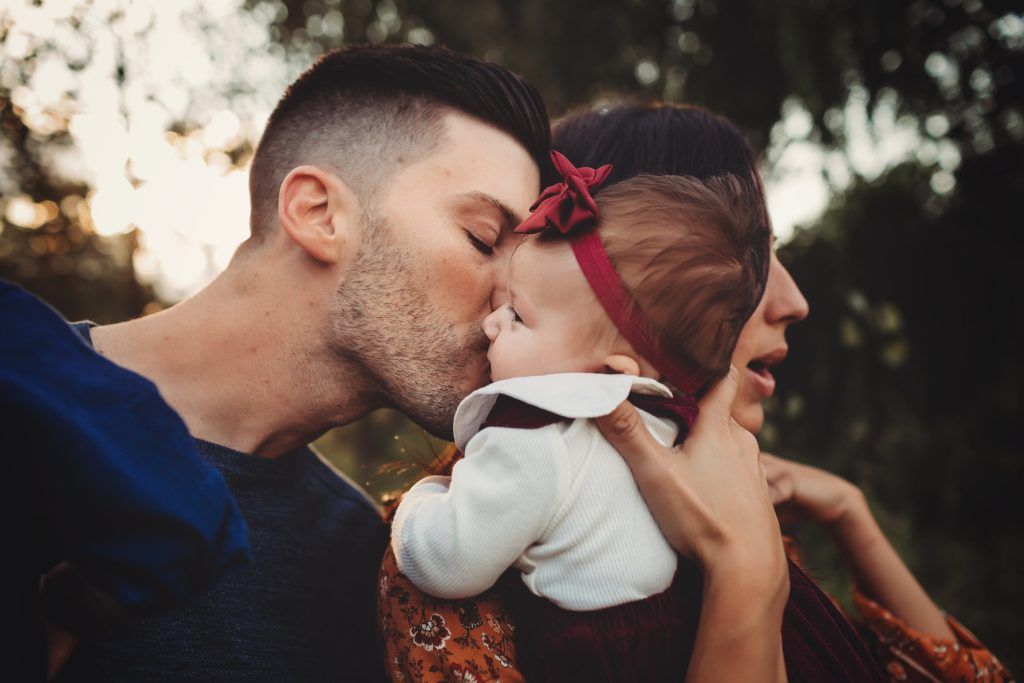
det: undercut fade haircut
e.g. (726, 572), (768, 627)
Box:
(246, 44), (551, 243)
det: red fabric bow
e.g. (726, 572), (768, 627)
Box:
(514, 151), (613, 234)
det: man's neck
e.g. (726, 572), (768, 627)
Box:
(90, 269), (381, 458)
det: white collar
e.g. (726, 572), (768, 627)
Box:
(453, 373), (672, 451)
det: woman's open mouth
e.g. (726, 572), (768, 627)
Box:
(745, 348), (787, 398)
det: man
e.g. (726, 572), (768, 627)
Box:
(58, 44), (551, 681)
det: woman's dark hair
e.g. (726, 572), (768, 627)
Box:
(552, 103), (763, 194)
(552, 103), (772, 333)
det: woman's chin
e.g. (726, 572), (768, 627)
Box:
(732, 398), (765, 435)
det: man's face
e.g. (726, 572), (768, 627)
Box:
(331, 112), (540, 438)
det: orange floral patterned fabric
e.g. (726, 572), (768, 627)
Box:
(379, 541), (1013, 683)
(379, 546), (522, 682)
(378, 445), (1011, 682)
(854, 591), (1013, 682)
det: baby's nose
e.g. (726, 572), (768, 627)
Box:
(482, 308), (502, 342)
(490, 286), (511, 312)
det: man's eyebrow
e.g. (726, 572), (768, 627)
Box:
(463, 191), (524, 231)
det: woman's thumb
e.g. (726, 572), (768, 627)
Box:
(594, 400), (661, 467)
(695, 365), (741, 429)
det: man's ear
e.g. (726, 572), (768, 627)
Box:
(603, 353), (641, 377)
(277, 165), (360, 265)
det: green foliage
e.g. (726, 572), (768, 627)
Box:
(3, 0), (1022, 672)
(771, 145), (1024, 666)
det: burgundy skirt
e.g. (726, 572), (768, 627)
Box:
(500, 559), (885, 683)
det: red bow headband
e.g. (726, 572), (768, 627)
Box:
(515, 151), (703, 397)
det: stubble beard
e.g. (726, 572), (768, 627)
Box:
(329, 213), (489, 439)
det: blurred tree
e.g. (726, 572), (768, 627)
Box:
(0, 83), (149, 322)
(265, 0), (1023, 152)
(771, 141), (1024, 669)
(2, 0), (1022, 671)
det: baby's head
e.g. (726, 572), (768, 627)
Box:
(482, 173), (771, 392)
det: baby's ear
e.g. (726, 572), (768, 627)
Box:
(603, 353), (641, 377)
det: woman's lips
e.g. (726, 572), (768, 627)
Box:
(746, 348), (786, 398)
(745, 364), (776, 398)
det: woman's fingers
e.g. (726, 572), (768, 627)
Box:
(766, 473), (794, 505)
(597, 371), (782, 566)
(761, 453), (795, 504)
(597, 365), (743, 465)
(693, 364), (742, 432)
(594, 399), (664, 471)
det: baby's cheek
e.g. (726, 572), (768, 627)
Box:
(500, 336), (535, 377)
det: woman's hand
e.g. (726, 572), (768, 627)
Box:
(595, 366), (785, 576)
(760, 452), (866, 530)
(594, 366), (789, 682)
(761, 453), (956, 640)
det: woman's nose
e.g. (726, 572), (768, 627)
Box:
(770, 262), (809, 324)
(765, 255), (810, 325)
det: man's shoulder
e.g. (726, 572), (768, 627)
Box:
(299, 446), (383, 519)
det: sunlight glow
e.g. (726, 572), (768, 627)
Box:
(0, 0), (308, 300)
(764, 88), (948, 241)
(2, 0), (954, 298)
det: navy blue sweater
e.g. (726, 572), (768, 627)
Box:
(0, 283), (249, 681)
(58, 324), (388, 682)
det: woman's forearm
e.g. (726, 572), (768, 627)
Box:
(686, 558), (788, 683)
(829, 491), (955, 639)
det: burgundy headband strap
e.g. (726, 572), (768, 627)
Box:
(568, 229), (702, 395)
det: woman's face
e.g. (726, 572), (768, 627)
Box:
(730, 247), (809, 433)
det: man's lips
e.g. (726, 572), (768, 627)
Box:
(745, 347), (787, 398)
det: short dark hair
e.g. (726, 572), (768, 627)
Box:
(247, 44), (551, 241)
(552, 103), (772, 338)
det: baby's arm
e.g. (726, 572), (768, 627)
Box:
(391, 425), (567, 599)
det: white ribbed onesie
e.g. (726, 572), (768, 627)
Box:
(392, 373), (679, 611)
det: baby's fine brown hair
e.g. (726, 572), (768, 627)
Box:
(595, 174), (772, 390)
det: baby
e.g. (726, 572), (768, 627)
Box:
(392, 152), (770, 679)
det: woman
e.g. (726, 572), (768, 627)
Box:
(378, 104), (1010, 681)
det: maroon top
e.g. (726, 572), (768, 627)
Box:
(484, 395), (884, 682)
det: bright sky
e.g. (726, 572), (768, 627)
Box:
(0, 0), (965, 302)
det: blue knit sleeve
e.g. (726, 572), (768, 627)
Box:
(1, 281), (250, 615)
